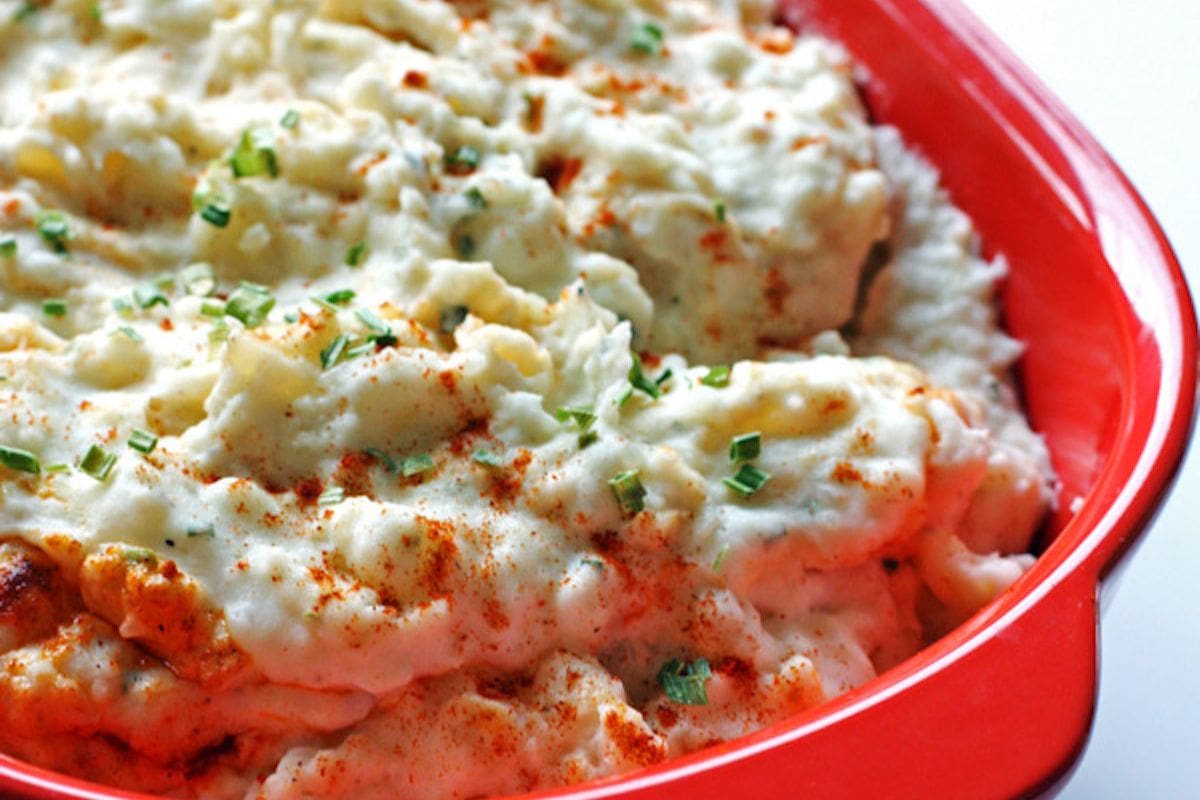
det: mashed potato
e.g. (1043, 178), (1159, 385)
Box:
(0, 0), (1053, 797)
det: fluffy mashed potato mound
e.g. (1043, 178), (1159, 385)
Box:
(0, 0), (1054, 797)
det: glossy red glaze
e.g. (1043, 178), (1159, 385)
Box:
(1, 1), (1195, 799)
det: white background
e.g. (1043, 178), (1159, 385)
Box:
(958, 2), (1200, 797)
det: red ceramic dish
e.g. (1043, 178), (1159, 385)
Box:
(1, 1), (1195, 799)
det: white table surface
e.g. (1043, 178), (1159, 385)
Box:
(957, 2), (1200, 797)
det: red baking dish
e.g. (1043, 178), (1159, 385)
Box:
(1, 0), (1195, 799)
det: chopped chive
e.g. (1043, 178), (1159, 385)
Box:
(714, 200), (726, 223)
(320, 334), (350, 369)
(463, 187), (487, 209)
(88, 2), (101, 22)
(471, 449), (504, 468)
(225, 281), (274, 327)
(582, 557), (605, 570)
(112, 297), (134, 318)
(400, 453), (435, 477)
(712, 544), (729, 571)
(44, 463), (70, 473)
(364, 447), (399, 473)
(456, 234), (476, 259)
(654, 368), (673, 387)
(345, 339), (376, 359)
(200, 202), (231, 228)
(35, 210), (70, 254)
(608, 468), (645, 514)
(629, 22), (665, 55)
(555, 406), (596, 431)
(700, 364), (731, 388)
(317, 486), (345, 506)
(280, 109), (300, 129)
(729, 432), (761, 463)
(283, 311), (299, 323)
(230, 128), (279, 178)
(13, 2), (37, 22)
(345, 241), (369, 267)
(79, 444), (117, 481)
(181, 262), (216, 296)
(200, 299), (225, 318)
(439, 305), (468, 334)
(0, 445), (40, 474)
(657, 657), (712, 705)
(122, 546), (157, 564)
(42, 298), (68, 317)
(323, 288), (356, 306)
(616, 383), (634, 407)
(723, 464), (771, 497)
(127, 429), (158, 454)
(186, 523), (215, 538)
(115, 325), (142, 342)
(133, 283), (169, 309)
(578, 429), (599, 448)
(355, 308), (389, 336)
(628, 353), (662, 400)
(208, 319), (230, 345)
(0, 237), (15, 257)
(444, 145), (481, 174)
(309, 295), (340, 314)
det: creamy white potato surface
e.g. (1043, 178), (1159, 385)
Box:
(0, 0), (1053, 797)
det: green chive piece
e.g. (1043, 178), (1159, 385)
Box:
(181, 262), (216, 296)
(723, 464), (771, 497)
(345, 241), (369, 267)
(115, 325), (142, 342)
(127, 429), (158, 454)
(44, 463), (70, 473)
(200, 299), (225, 318)
(616, 383), (634, 407)
(400, 453), (435, 477)
(657, 658), (712, 705)
(578, 430), (599, 448)
(320, 334), (350, 369)
(88, 2), (101, 22)
(729, 432), (761, 463)
(345, 339), (375, 359)
(230, 128), (279, 178)
(122, 546), (157, 564)
(133, 283), (169, 309)
(439, 305), (468, 334)
(13, 2), (37, 23)
(200, 202), (231, 228)
(355, 308), (390, 336)
(0, 445), (40, 474)
(456, 234), (476, 259)
(79, 444), (117, 481)
(700, 364), (731, 388)
(463, 187), (487, 209)
(280, 109), (300, 130)
(112, 297), (134, 318)
(555, 406), (596, 431)
(654, 368), (673, 387)
(0, 237), (15, 257)
(323, 288), (356, 306)
(628, 353), (662, 400)
(714, 200), (727, 223)
(608, 468), (645, 514)
(364, 447), (399, 473)
(186, 523), (215, 538)
(225, 281), (275, 327)
(582, 557), (605, 571)
(35, 210), (70, 254)
(712, 545), (729, 571)
(208, 319), (230, 346)
(471, 449), (504, 468)
(317, 486), (345, 506)
(42, 298), (68, 317)
(630, 22), (665, 55)
(444, 145), (481, 174)
(283, 311), (299, 323)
